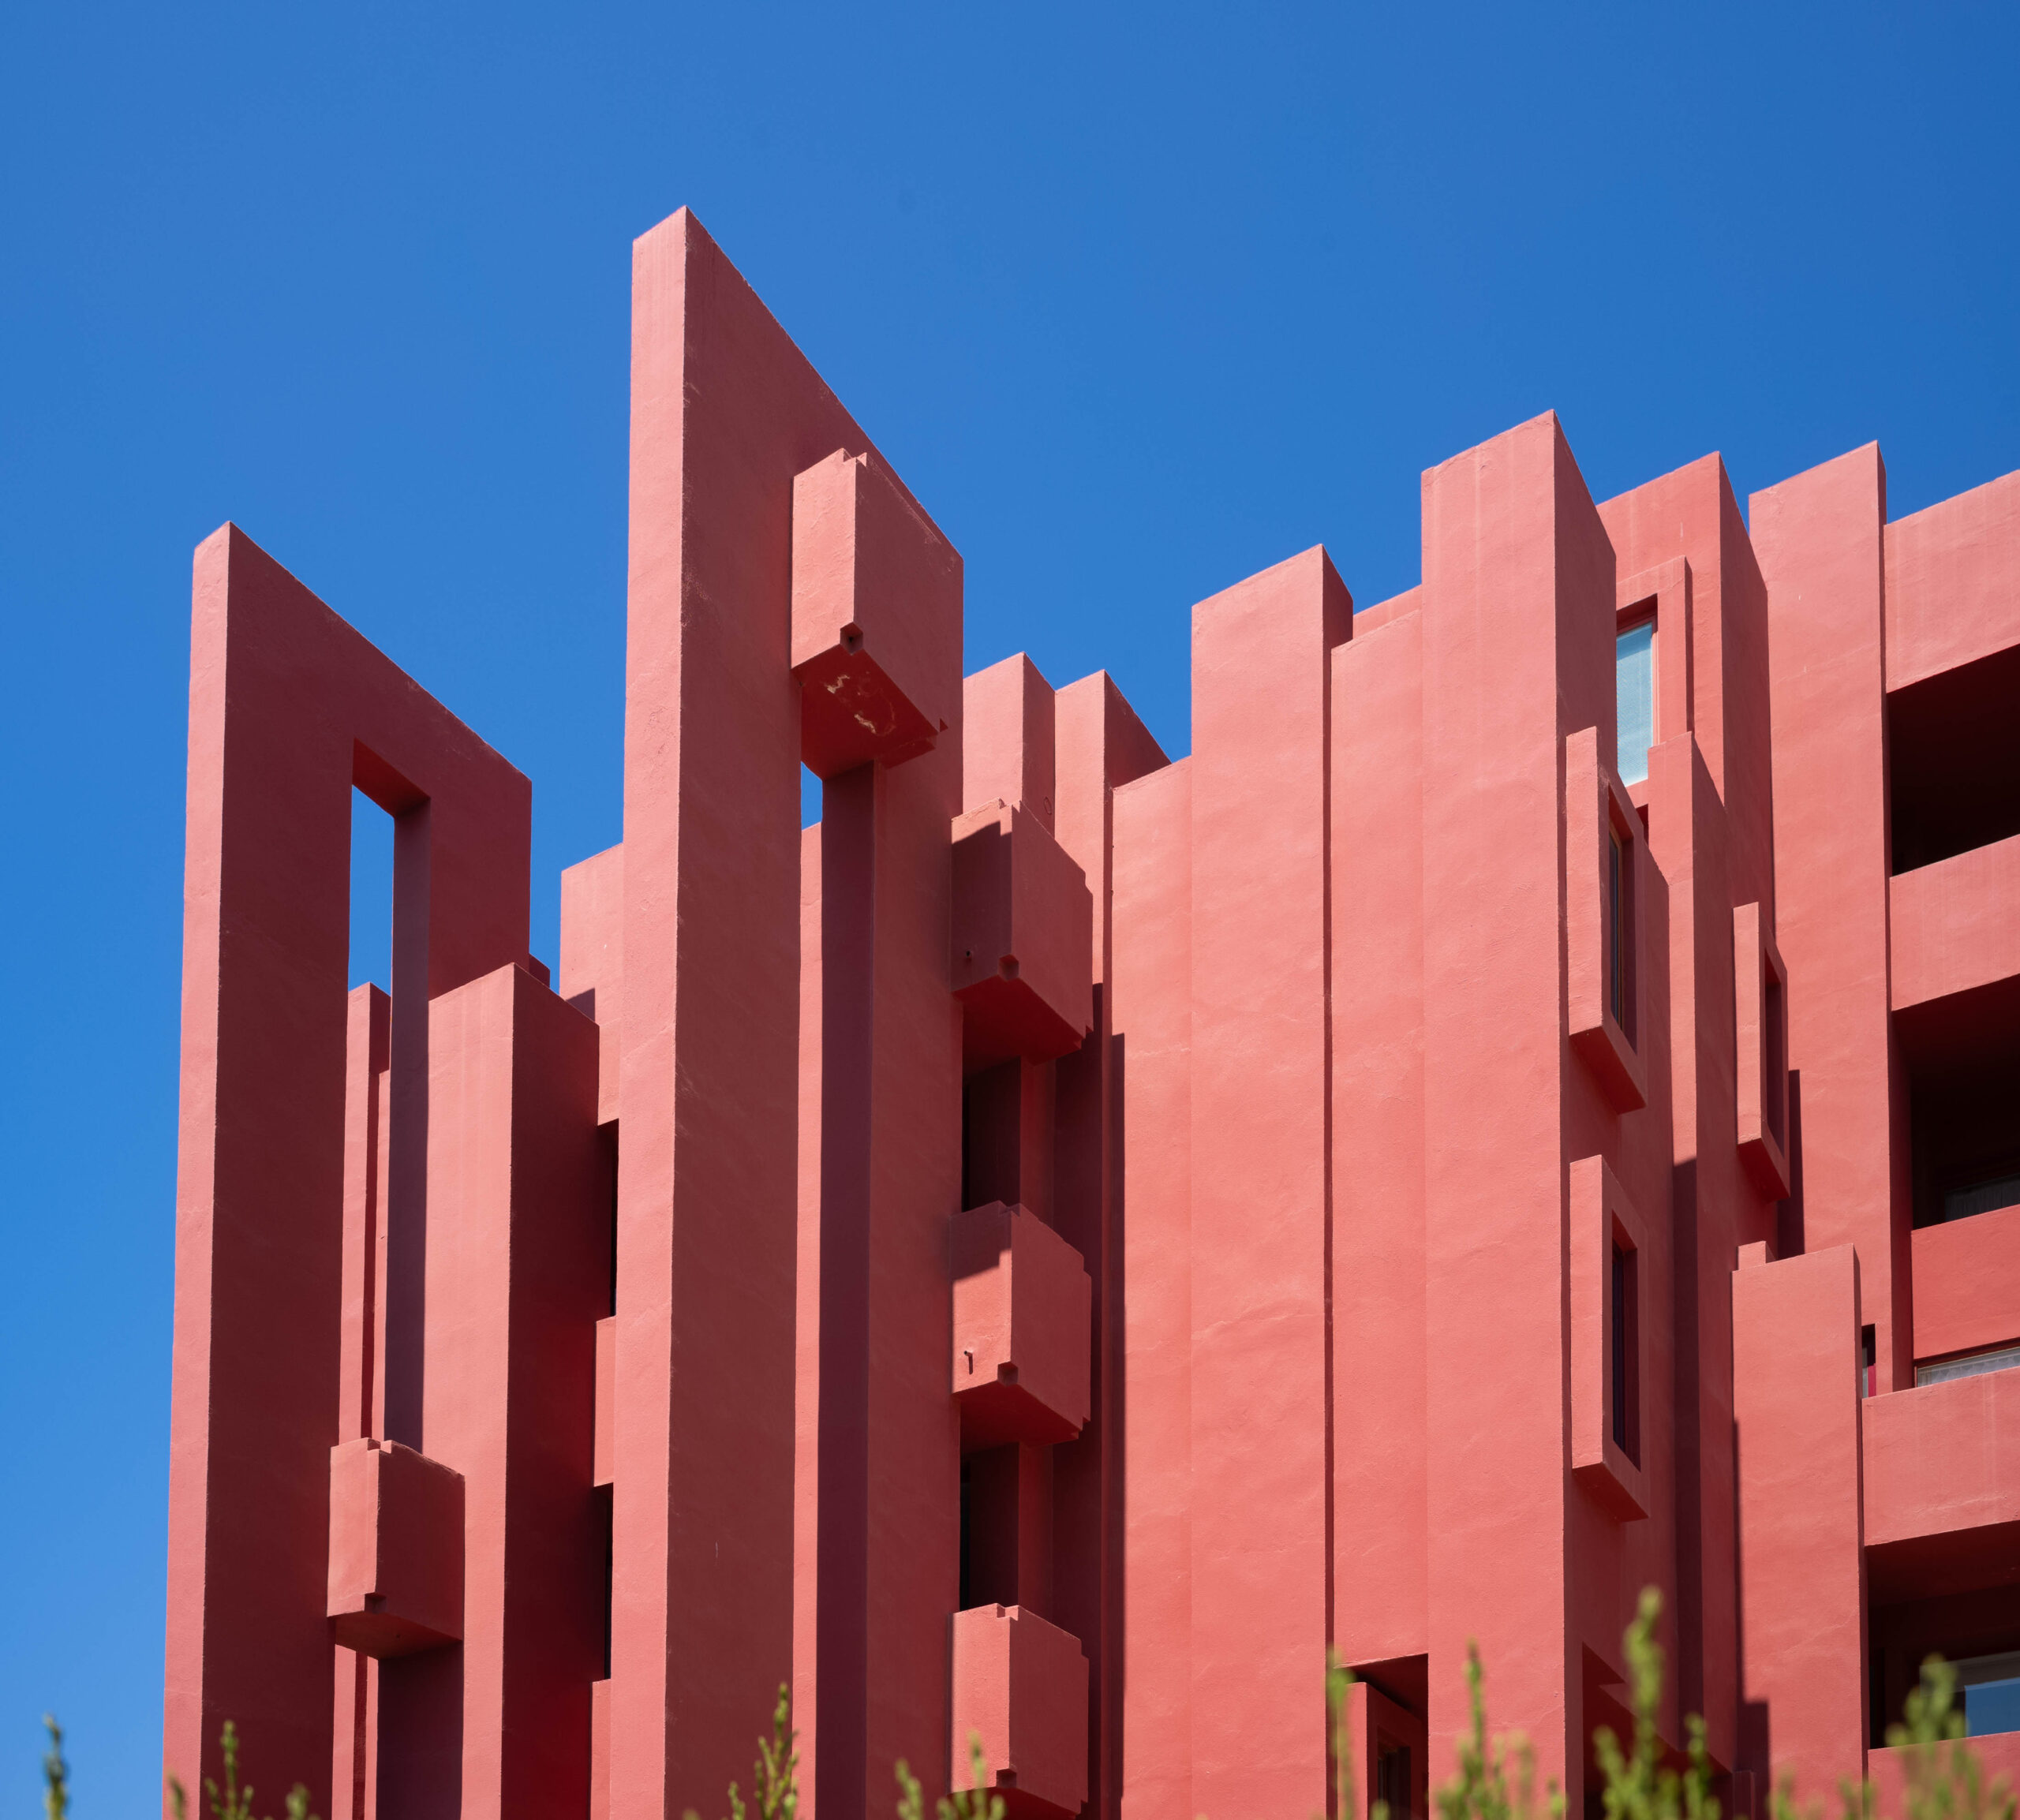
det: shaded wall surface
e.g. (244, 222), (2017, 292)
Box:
(163, 212), (2020, 1820)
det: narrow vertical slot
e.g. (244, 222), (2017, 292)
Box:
(350, 789), (395, 989)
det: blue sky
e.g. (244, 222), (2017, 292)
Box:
(3, 1), (2017, 1806)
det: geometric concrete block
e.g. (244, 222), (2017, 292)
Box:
(1734, 902), (1791, 1199)
(1566, 726), (1648, 1113)
(952, 1202), (1090, 1449)
(949, 1604), (1089, 1818)
(327, 1437), (464, 1657)
(951, 802), (1094, 1068)
(594, 1314), (616, 1490)
(1569, 1157), (1650, 1523)
(791, 448), (961, 779)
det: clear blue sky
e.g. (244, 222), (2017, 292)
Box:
(4, 1), (2016, 1806)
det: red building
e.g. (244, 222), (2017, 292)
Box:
(163, 209), (2020, 1820)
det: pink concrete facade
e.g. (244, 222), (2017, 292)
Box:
(164, 211), (2020, 1820)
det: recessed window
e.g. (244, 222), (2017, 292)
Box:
(1952, 1650), (2020, 1738)
(1889, 644), (2020, 874)
(1608, 832), (1626, 1030)
(1916, 1343), (2020, 1389)
(1764, 969), (1787, 1150)
(1610, 1240), (1640, 1465)
(1616, 619), (1655, 787)
(1377, 1746), (1412, 1820)
(1861, 1325), (1876, 1400)
(1940, 1171), (2020, 1225)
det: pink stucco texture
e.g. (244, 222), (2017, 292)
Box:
(163, 209), (2020, 1819)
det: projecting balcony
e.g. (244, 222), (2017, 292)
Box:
(949, 1604), (1089, 1819)
(952, 802), (1094, 1069)
(1863, 1364), (2020, 1605)
(1862, 1366), (2020, 1752)
(1891, 829), (2020, 1022)
(1912, 1206), (2020, 1374)
(327, 1437), (464, 1657)
(952, 1201), (1090, 1450)
(1891, 831), (2020, 1252)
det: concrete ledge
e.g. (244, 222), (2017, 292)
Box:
(1891, 832), (2020, 1014)
(1913, 1208), (2020, 1364)
(1865, 1366), (2020, 1559)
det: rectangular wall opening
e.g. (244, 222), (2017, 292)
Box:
(1764, 968), (1788, 1150)
(1616, 617), (1655, 787)
(350, 787), (395, 990)
(1377, 1746), (1412, 1820)
(1906, 1035), (2020, 1230)
(1605, 812), (1640, 1051)
(1868, 1587), (2020, 1744)
(1889, 644), (2020, 874)
(1610, 1240), (1640, 1466)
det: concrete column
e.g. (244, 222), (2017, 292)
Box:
(1420, 414), (1614, 1811)
(1330, 606), (1427, 1672)
(1733, 1245), (1868, 1796)
(1112, 757), (1194, 1820)
(166, 524), (529, 1811)
(1188, 547), (1350, 1818)
(612, 209), (878, 1818)
(1753, 447), (1911, 1388)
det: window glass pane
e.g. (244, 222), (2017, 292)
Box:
(1941, 1171), (2020, 1224)
(1954, 1652), (2020, 1737)
(1617, 621), (1655, 786)
(1914, 1343), (2020, 1388)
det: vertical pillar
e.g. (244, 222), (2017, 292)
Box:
(1052, 673), (1167, 1813)
(1601, 457), (1781, 1767)
(166, 524), (529, 1809)
(1330, 606), (1427, 1671)
(612, 210), (875, 1818)
(1752, 448), (1910, 1386)
(1421, 414), (1614, 1811)
(405, 963), (606, 1818)
(794, 444), (964, 1818)
(809, 744), (964, 1817)
(1732, 1246), (1867, 1795)
(335, 986), (391, 1820)
(559, 843), (624, 1129)
(1188, 547), (1349, 1818)
(794, 825), (825, 1804)
(1111, 757), (1194, 1820)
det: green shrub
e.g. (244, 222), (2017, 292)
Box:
(35, 1598), (2016, 1820)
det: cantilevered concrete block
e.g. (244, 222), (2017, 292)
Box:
(791, 447), (961, 779)
(327, 1437), (465, 1657)
(1569, 1157), (1650, 1523)
(1734, 901), (1791, 1199)
(964, 654), (1057, 832)
(950, 1604), (1089, 1818)
(952, 1202), (1090, 1448)
(952, 802), (1093, 1067)
(1566, 725), (1648, 1112)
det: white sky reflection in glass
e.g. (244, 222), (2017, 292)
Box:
(1617, 620), (1655, 786)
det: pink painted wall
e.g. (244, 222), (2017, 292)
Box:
(1330, 607), (1427, 1674)
(1111, 757), (1191, 1820)
(163, 209), (2020, 1820)
(1734, 1245), (1867, 1798)
(1754, 447), (1913, 1389)
(1188, 547), (1349, 1820)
